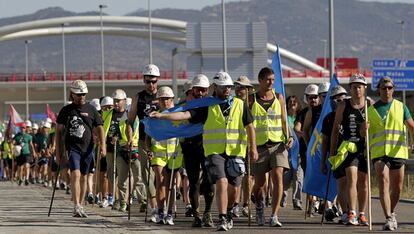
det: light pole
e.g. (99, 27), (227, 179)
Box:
(99, 4), (108, 96)
(398, 20), (405, 63)
(24, 40), (32, 119)
(62, 23), (69, 105)
(148, 0), (153, 64)
(329, 0), (335, 79)
(321, 39), (327, 69)
(222, 0), (228, 72)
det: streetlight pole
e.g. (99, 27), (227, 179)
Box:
(321, 39), (327, 69)
(328, 0), (335, 79)
(25, 40), (31, 119)
(148, 0), (153, 64)
(99, 4), (107, 96)
(222, 0), (228, 72)
(398, 20), (406, 106)
(62, 23), (69, 105)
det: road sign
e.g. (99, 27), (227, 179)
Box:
(372, 59), (414, 91)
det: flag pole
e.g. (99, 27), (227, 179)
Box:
(364, 91), (372, 230)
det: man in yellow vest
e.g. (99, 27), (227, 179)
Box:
(363, 77), (414, 231)
(250, 67), (293, 227)
(149, 72), (258, 231)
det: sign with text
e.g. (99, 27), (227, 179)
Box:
(372, 59), (414, 91)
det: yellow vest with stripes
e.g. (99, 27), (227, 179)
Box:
(151, 138), (183, 169)
(203, 98), (247, 158)
(251, 92), (285, 145)
(103, 110), (135, 147)
(367, 99), (408, 159)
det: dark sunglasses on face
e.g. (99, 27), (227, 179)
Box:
(145, 80), (158, 84)
(307, 95), (318, 100)
(218, 85), (233, 89)
(381, 86), (394, 91)
(75, 93), (86, 97)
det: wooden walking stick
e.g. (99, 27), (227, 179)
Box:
(245, 87), (252, 226)
(93, 146), (101, 207)
(364, 95), (372, 230)
(128, 149), (132, 220)
(321, 169), (331, 225)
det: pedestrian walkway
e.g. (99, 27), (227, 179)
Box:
(1, 181), (414, 233)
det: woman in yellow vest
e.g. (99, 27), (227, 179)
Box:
(145, 86), (183, 226)
(363, 77), (414, 231)
(1, 137), (13, 180)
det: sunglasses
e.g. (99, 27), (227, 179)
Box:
(307, 96), (318, 100)
(380, 86), (394, 90)
(217, 85), (233, 89)
(75, 93), (86, 97)
(145, 80), (158, 84)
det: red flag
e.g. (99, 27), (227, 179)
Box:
(9, 105), (25, 127)
(46, 104), (57, 123)
(4, 116), (12, 140)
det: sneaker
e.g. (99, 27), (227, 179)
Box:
(66, 186), (71, 195)
(150, 209), (157, 223)
(43, 181), (48, 187)
(307, 201), (315, 217)
(256, 206), (265, 226)
(165, 214), (174, 225)
(358, 214), (369, 226)
(185, 204), (193, 217)
(87, 193), (94, 205)
(119, 202), (127, 212)
(29, 178), (35, 184)
(339, 212), (348, 224)
(231, 205), (240, 218)
(269, 215), (282, 227)
(280, 200), (287, 208)
(192, 216), (202, 227)
(59, 182), (66, 190)
(391, 213), (398, 229)
(25, 179), (29, 186)
(95, 195), (101, 205)
(112, 200), (120, 210)
(217, 216), (229, 231)
(383, 217), (396, 231)
(79, 206), (88, 218)
(242, 205), (250, 217)
(18, 179), (23, 186)
(139, 202), (147, 213)
(332, 204), (340, 217)
(108, 196), (114, 206)
(325, 208), (336, 222)
(73, 206), (82, 217)
(202, 212), (215, 227)
(156, 212), (165, 225)
(314, 200), (321, 214)
(347, 212), (359, 225)
(100, 198), (109, 208)
(293, 201), (303, 210)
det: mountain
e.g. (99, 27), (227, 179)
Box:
(0, 0), (413, 73)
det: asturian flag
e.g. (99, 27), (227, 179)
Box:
(272, 45), (300, 171)
(9, 105), (25, 127)
(303, 74), (339, 202)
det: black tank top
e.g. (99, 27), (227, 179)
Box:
(311, 105), (322, 132)
(137, 90), (159, 140)
(341, 99), (365, 143)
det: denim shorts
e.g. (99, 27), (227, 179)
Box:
(68, 147), (94, 175)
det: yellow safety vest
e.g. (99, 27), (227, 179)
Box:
(203, 98), (247, 158)
(368, 99), (408, 159)
(2, 141), (13, 159)
(251, 92), (285, 145)
(103, 110), (135, 147)
(151, 138), (183, 169)
(328, 141), (357, 170)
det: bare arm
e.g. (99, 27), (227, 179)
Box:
(303, 109), (312, 143)
(278, 94), (294, 148)
(320, 134), (329, 174)
(245, 123), (258, 162)
(127, 95), (138, 147)
(55, 123), (64, 164)
(96, 125), (106, 156)
(330, 102), (345, 156)
(149, 110), (192, 121)
(405, 118), (414, 151)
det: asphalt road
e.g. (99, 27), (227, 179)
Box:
(0, 181), (413, 233)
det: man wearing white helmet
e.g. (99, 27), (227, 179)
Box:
(178, 74), (215, 227)
(34, 122), (52, 187)
(145, 86), (183, 225)
(30, 122), (40, 184)
(13, 121), (37, 186)
(320, 85), (348, 223)
(90, 99), (101, 112)
(127, 64), (160, 221)
(150, 72), (258, 231)
(318, 82), (330, 105)
(100, 96), (114, 112)
(56, 79), (106, 218)
(330, 74), (369, 226)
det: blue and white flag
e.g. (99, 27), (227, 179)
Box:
(272, 45), (300, 171)
(303, 74), (339, 202)
(142, 96), (225, 141)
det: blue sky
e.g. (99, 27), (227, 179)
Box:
(0, 0), (413, 18)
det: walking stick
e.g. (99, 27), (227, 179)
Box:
(364, 96), (372, 230)
(128, 149), (132, 220)
(93, 146), (101, 207)
(166, 139), (178, 218)
(48, 151), (66, 217)
(112, 137), (117, 209)
(245, 88), (252, 226)
(321, 169), (331, 225)
(144, 157), (151, 223)
(304, 193), (309, 220)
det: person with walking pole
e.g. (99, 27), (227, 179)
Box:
(362, 76), (414, 231)
(55, 80), (106, 217)
(330, 74), (369, 226)
(145, 86), (183, 226)
(320, 86), (348, 224)
(149, 72), (258, 231)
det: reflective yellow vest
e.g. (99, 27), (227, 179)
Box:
(251, 92), (285, 145)
(368, 99), (408, 159)
(151, 138), (183, 169)
(2, 141), (12, 159)
(328, 140), (357, 170)
(103, 110), (135, 147)
(203, 98), (247, 158)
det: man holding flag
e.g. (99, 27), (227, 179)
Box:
(251, 67), (294, 227)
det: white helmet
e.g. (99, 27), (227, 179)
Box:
(349, 73), (367, 85)
(304, 84), (319, 95)
(330, 85), (347, 97)
(13, 145), (22, 156)
(70, 79), (88, 94)
(143, 64), (160, 77)
(183, 80), (193, 93)
(100, 96), (114, 107)
(156, 86), (174, 98)
(212, 71), (233, 86)
(43, 122), (52, 129)
(25, 120), (32, 128)
(32, 123), (39, 130)
(318, 82), (330, 94)
(192, 74), (210, 88)
(112, 89), (127, 100)
(126, 97), (132, 111)
(45, 117), (52, 124)
(90, 98), (101, 111)
(235, 75), (253, 87)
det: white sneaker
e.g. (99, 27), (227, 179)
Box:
(165, 214), (174, 225)
(383, 217), (396, 231)
(340, 213), (348, 224)
(232, 205), (240, 218)
(100, 198), (109, 208)
(150, 209), (157, 223)
(79, 206), (88, 218)
(269, 215), (282, 227)
(391, 213), (398, 229)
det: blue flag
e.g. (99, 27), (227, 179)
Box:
(303, 74), (339, 202)
(142, 96), (225, 141)
(272, 45), (300, 171)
